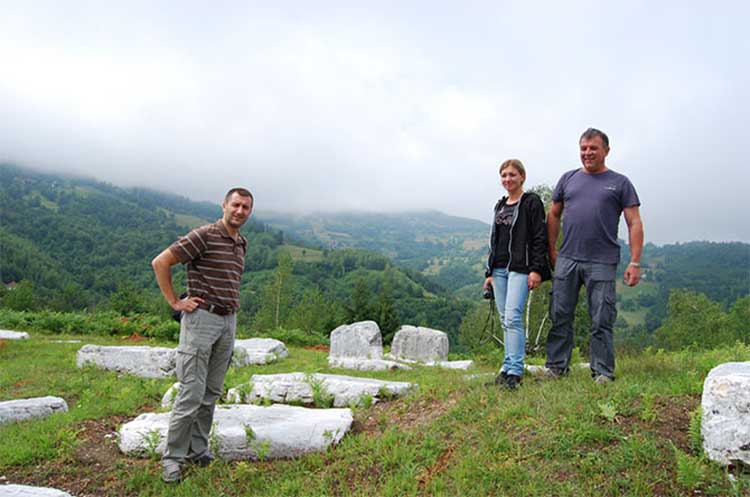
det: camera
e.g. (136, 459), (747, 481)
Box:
(483, 284), (494, 300)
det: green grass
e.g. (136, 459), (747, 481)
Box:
(1, 333), (749, 496)
(172, 212), (210, 229)
(281, 244), (324, 262)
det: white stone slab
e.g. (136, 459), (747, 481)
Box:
(702, 362), (750, 466)
(160, 383), (180, 410)
(76, 344), (176, 378)
(385, 354), (474, 370)
(119, 404), (353, 460)
(0, 396), (68, 425)
(390, 325), (449, 362)
(233, 338), (289, 367)
(226, 373), (416, 407)
(0, 485), (73, 497)
(329, 357), (411, 371)
(524, 363), (591, 375)
(463, 372), (494, 381)
(430, 360), (474, 370)
(0, 329), (29, 340)
(329, 321), (383, 359)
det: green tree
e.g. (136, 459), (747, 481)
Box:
(377, 277), (400, 344)
(253, 251), (295, 331)
(348, 277), (373, 323)
(107, 281), (149, 316)
(653, 290), (740, 350)
(50, 282), (91, 312)
(288, 287), (335, 335)
(2, 279), (37, 311)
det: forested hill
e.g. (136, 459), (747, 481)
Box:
(0, 164), (276, 300)
(257, 210), (489, 270)
(0, 164), (471, 341)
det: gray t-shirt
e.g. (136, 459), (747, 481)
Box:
(552, 168), (640, 264)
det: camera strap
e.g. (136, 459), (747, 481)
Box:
(482, 298), (503, 346)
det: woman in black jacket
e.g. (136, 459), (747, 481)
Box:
(483, 159), (549, 390)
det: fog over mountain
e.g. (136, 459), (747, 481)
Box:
(1, 2), (748, 244)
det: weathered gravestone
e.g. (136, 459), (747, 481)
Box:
(701, 361), (750, 466)
(0, 485), (73, 497)
(226, 373), (416, 407)
(328, 321), (409, 371)
(0, 329), (29, 340)
(119, 404), (353, 460)
(390, 325), (449, 362)
(76, 345), (176, 378)
(0, 397), (68, 425)
(232, 338), (289, 367)
(329, 321), (383, 359)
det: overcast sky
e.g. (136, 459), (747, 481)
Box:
(1, 1), (747, 244)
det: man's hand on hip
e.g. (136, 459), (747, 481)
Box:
(172, 296), (205, 312)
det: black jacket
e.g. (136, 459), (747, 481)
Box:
(485, 192), (550, 279)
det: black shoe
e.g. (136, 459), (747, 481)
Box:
(188, 453), (215, 467)
(504, 374), (521, 391)
(494, 370), (508, 385)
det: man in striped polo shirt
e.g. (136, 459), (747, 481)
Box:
(152, 187), (253, 483)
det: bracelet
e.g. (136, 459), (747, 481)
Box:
(628, 262), (640, 267)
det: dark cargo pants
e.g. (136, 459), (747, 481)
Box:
(163, 308), (235, 465)
(545, 256), (618, 379)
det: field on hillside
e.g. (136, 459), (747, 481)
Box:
(1, 332), (749, 497)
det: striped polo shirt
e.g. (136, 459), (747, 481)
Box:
(169, 220), (247, 310)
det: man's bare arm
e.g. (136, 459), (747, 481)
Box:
(623, 205), (644, 287)
(151, 248), (203, 312)
(547, 200), (563, 268)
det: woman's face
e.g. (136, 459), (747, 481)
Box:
(500, 166), (524, 194)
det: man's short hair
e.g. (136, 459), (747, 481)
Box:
(580, 128), (609, 148)
(224, 187), (254, 204)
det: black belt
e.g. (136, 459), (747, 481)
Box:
(197, 302), (235, 316)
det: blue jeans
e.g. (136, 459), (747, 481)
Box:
(492, 268), (530, 377)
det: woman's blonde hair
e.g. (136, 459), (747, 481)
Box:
(499, 159), (526, 183)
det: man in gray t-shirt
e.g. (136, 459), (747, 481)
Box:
(545, 128), (644, 383)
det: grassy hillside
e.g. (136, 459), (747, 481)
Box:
(1, 330), (748, 496)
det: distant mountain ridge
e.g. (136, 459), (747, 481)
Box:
(257, 209), (489, 271)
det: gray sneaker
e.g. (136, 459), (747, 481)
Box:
(543, 367), (567, 379)
(594, 374), (613, 385)
(162, 460), (182, 483)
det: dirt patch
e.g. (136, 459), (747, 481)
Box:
(610, 394), (700, 497)
(73, 416), (129, 466)
(617, 394), (699, 453)
(354, 392), (462, 438)
(650, 395), (699, 453)
(2, 415), (143, 497)
(12, 379), (31, 389)
(0, 339), (7, 351)
(417, 443), (456, 490)
(122, 333), (146, 342)
(304, 344), (330, 352)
